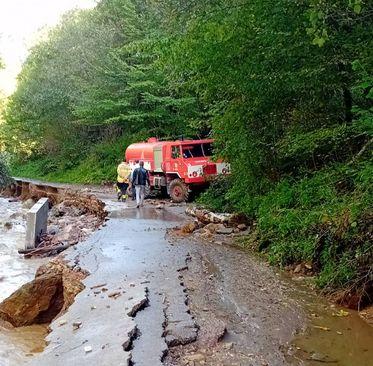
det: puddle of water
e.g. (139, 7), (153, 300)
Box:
(0, 197), (47, 366)
(232, 244), (373, 365)
(106, 200), (183, 222)
(287, 278), (373, 366)
(0, 322), (47, 366)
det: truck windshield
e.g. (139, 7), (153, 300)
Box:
(182, 143), (213, 158)
(202, 143), (213, 157)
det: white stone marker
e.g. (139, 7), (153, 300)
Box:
(25, 197), (49, 250)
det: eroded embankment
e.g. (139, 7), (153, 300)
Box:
(1, 178), (107, 258)
(0, 178), (107, 320)
(2, 178), (107, 223)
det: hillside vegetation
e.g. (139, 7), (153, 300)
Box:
(0, 58), (10, 187)
(1, 0), (372, 303)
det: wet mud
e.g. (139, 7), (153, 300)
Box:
(165, 239), (305, 366)
(288, 277), (373, 366)
(165, 233), (373, 366)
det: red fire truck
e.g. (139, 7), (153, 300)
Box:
(125, 137), (230, 202)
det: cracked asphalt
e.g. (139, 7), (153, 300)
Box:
(28, 200), (196, 366)
(24, 191), (373, 366)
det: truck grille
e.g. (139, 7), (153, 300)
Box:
(203, 164), (217, 175)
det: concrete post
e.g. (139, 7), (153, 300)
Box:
(25, 197), (49, 250)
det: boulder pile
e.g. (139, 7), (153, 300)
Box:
(175, 206), (250, 241)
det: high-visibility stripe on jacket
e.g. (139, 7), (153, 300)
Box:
(117, 162), (131, 183)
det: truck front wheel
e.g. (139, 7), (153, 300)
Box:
(169, 179), (189, 203)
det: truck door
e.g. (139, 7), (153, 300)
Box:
(171, 145), (182, 173)
(154, 147), (163, 172)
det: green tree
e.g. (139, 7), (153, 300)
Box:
(0, 57), (11, 187)
(1, 0), (372, 294)
(162, 0), (372, 210)
(3, 0), (198, 172)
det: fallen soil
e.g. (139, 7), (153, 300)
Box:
(166, 213), (373, 366)
(181, 208), (373, 312)
(3, 179), (107, 258)
(164, 236), (305, 366)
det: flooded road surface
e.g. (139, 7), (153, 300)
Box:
(289, 278), (373, 366)
(1, 192), (372, 366)
(0, 198), (47, 366)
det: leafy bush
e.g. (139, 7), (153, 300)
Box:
(257, 160), (372, 291)
(277, 123), (371, 174)
(197, 175), (234, 213)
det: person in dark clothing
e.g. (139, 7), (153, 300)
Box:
(130, 160), (139, 201)
(132, 161), (150, 208)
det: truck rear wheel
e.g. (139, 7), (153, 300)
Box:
(169, 179), (189, 203)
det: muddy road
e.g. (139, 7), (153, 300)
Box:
(167, 237), (373, 366)
(0, 185), (372, 366)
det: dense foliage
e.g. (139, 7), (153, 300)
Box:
(1, 0), (372, 298)
(0, 57), (10, 188)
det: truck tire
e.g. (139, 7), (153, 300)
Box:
(169, 179), (189, 203)
(145, 184), (151, 198)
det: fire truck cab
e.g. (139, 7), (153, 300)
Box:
(125, 138), (230, 202)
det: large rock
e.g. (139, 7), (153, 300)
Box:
(204, 223), (219, 234)
(36, 259), (86, 314)
(181, 221), (198, 234)
(0, 259), (86, 327)
(49, 204), (66, 218)
(216, 224), (234, 235)
(0, 273), (64, 327)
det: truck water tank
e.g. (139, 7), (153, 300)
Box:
(125, 140), (162, 170)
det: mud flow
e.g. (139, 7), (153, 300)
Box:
(287, 278), (373, 366)
(0, 198), (48, 365)
(165, 233), (373, 366)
